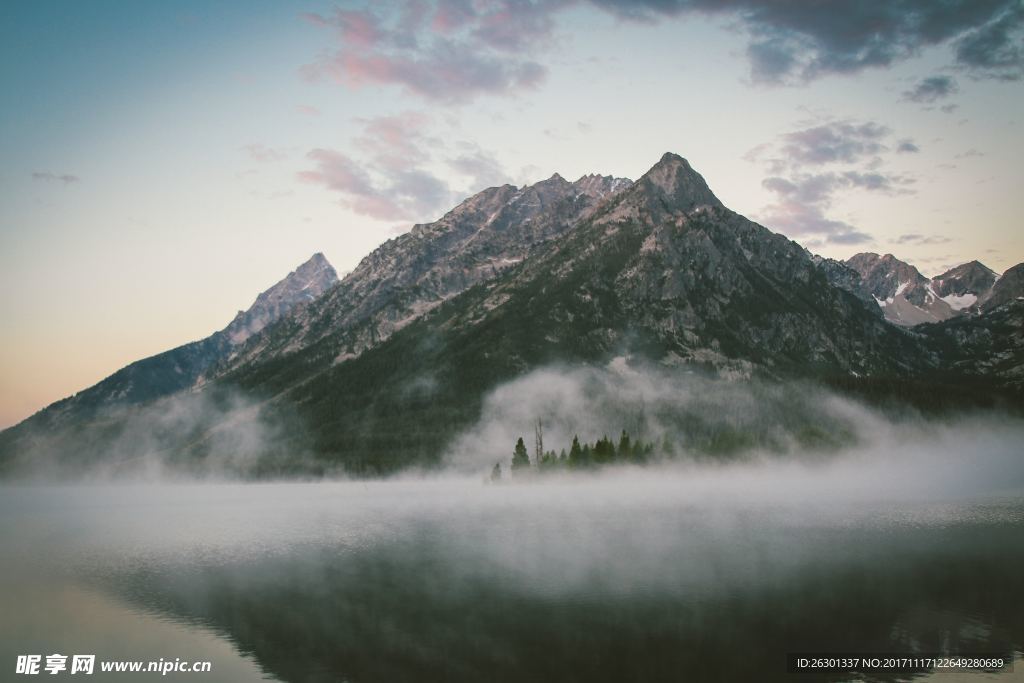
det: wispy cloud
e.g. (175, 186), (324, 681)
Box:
(748, 119), (917, 246)
(955, 2), (1024, 81)
(891, 233), (953, 246)
(448, 144), (515, 190)
(31, 171), (79, 185)
(298, 112), (511, 222)
(896, 139), (921, 153)
(298, 1), (1022, 101)
(242, 144), (287, 162)
(902, 75), (960, 103)
(300, 2), (553, 103)
(593, 0), (1024, 84)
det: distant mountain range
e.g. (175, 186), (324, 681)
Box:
(2, 153), (1021, 476)
(826, 252), (1013, 326)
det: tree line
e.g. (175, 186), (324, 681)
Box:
(490, 428), (664, 481)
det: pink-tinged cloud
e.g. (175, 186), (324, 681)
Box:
(302, 9), (384, 47)
(299, 148), (453, 222)
(295, 104), (321, 116)
(334, 9), (385, 47)
(432, 0), (475, 33)
(355, 111), (434, 170)
(750, 119), (921, 246)
(301, 2), (550, 103)
(303, 41), (546, 103)
(757, 199), (873, 245)
(470, 0), (569, 52)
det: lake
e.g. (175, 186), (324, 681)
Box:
(2, 460), (1023, 682)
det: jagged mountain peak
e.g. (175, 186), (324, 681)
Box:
(935, 259), (997, 283)
(982, 262), (1024, 311)
(631, 152), (723, 212)
(223, 254), (339, 345)
(572, 173), (633, 198)
(846, 252), (927, 282)
(932, 259), (998, 303)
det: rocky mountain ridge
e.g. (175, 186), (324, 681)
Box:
(2, 153), (1021, 477)
(840, 252), (1005, 326)
(214, 171), (633, 378)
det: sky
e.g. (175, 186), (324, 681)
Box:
(1, 0), (1023, 428)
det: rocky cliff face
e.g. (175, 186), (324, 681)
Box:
(931, 260), (998, 308)
(223, 253), (337, 345)
(810, 255), (881, 312)
(217, 173), (632, 377)
(981, 263), (1024, 312)
(842, 253), (951, 325)
(918, 299), (1024, 387)
(425, 153), (925, 379)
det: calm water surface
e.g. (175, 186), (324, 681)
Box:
(2, 470), (1023, 682)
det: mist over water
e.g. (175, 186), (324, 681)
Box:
(3, 368), (1024, 681)
(3, 419), (1024, 682)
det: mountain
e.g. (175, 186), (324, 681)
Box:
(843, 253), (951, 325)
(808, 255), (882, 312)
(981, 263), (1024, 312)
(931, 260), (998, 310)
(841, 253), (1003, 326)
(3, 154), (1021, 477)
(917, 299), (1024, 387)
(221, 252), (337, 345)
(2, 253), (337, 435)
(214, 172), (632, 379)
(216, 153), (935, 471)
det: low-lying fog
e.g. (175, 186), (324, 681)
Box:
(3, 364), (1023, 681)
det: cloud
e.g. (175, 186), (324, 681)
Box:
(891, 233), (953, 246)
(300, 3), (553, 103)
(749, 119), (918, 246)
(295, 104), (321, 116)
(354, 111), (436, 169)
(299, 148), (451, 222)
(591, 0), (1023, 84)
(298, 112), (512, 221)
(242, 144), (286, 162)
(757, 199), (873, 245)
(902, 75), (960, 102)
(955, 148), (985, 159)
(896, 139), (920, 153)
(298, 2), (1022, 101)
(954, 2), (1024, 80)
(776, 121), (890, 167)
(31, 171), (79, 185)
(448, 146), (515, 190)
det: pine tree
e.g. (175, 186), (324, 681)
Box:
(568, 435), (582, 468)
(490, 462), (502, 482)
(618, 429), (632, 462)
(511, 437), (531, 473)
(593, 435), (615, 464)
(661, 434), (676, 458)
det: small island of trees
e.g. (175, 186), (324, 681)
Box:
(490, 423), (665, 481)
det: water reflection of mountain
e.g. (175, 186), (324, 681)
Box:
(99, 510), (1024, 683)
